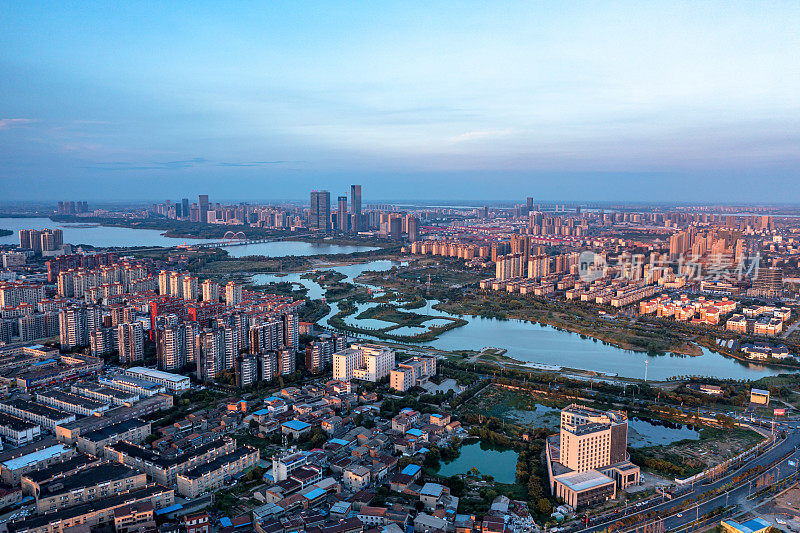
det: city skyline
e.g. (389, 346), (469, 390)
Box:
(2, 2), (799, 202)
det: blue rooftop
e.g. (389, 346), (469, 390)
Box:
(253, 409), (270, 416)
(283, 420), (311, 431)
(400, 407), (413, 413)
(220, 518), (233, 527)
(264, 396), (282, 402)
(155, 504), (183, 515)
(406, 428), (423, 437)
(329, 438), (350, 446)
(722, 519), (772, 533)
(401, 464), (421, 476)
(304, 487), (326, 501)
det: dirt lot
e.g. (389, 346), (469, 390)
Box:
(757, 484), (800, 531)
(630, 427), (763, 478)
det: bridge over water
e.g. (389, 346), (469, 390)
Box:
(195, 231), (313, 248)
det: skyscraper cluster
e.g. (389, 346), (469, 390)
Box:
(56, 201), (89, 215)
(309, 185), (364, 233)
(19, 228), (64, 254)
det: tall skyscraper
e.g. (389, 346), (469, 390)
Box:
(309, 190), (331, 232)
(337, 195), (348, 232)
(351, 185), (362, 233)
(407, 216), (420, 242)
(199, 194), (210, 223)
(181, 198), (189, 220)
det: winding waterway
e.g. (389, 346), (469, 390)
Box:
(3, 218), (794, 382)
(254, 259), (799, 381)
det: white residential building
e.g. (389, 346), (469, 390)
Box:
(333, 343), (395, 382)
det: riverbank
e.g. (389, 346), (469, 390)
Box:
(0, 229), (11, 238)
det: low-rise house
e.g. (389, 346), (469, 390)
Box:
(343, 465), (371, 492)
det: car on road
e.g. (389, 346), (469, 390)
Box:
(676, 513), (683, 518)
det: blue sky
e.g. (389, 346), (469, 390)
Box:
(1, 1), (798, 202)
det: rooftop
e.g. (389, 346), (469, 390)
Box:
(2, 399), (74, 421)
(180, 447), (255, 480)
(554, 470), (615, 491)
(282, 420), (311, 431)
(126, 367), (189, 384)
(0, 411), (37, 431)
(80, 418), (149, 443)
(38, 390), (107, 410)
(22, 453), (99, 484)
(9, 485), (170, 531)
(107, 437), (232, 469)
(721, 519), (772, 533)
(39, 463), (138, 497)
(1, 444), (72, 471)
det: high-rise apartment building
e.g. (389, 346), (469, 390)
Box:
(157, 324), (187, 371)
(236, 354), (258, 387)
(225, 282), (242, 306)
(158, 270), (170, 296)
(249, 319), (283, 354)
(59, 305), (102, 351)
(389, 216), (402, 241)
(201, 280), (220, 302)
(305, 333), (347, 373)
(182, 276), (198, 301)
(259, 351), (278, 381)
(118, 322), (144, 363)
(181, 198), (189, 220)
(196, 328), (224, 381)
(309, 190), (331, 232)
(278, 348), (295, 375)
(750, 267), (783, 298)
(169, 272), (184, 299)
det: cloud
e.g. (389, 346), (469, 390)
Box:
(217, 160), (301, 167)
(88, 157), (303, 171)
(450, 129), (512, 143)
(88, 157), (209, 171)
(0, 118), (36, 130)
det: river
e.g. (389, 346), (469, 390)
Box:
(0, 217), (377, 256)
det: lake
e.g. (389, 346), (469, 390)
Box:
(435, 440), (518, 483)
(0, 217), (207, 248)
(0, 217), (379, 257)
(258, 259), (800, 381)
(225, 241), (378, 258)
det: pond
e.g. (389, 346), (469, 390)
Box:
(435, 440), (519, 484)
(627, 418), (700, 448)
